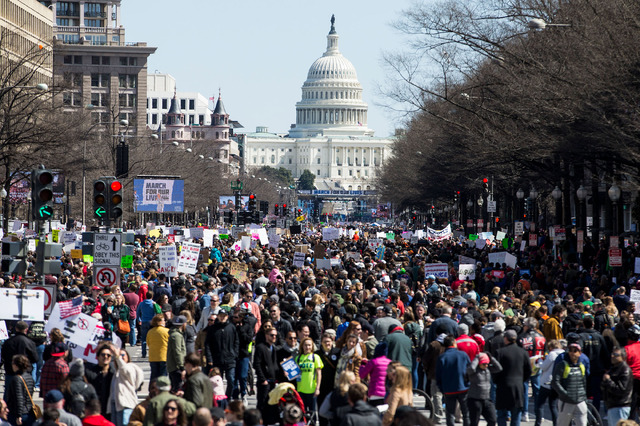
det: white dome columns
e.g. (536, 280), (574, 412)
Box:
(296, 107), (367, 126)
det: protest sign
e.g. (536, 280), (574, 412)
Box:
(293, 252), (305, 268)
(189, 227), (204, 240)
(514, 222), (524, 235)
(427, 225), (452, 240)
(268, 233), (280, 249)
(496, 231), (506, 241)
(425, 263), (449, 279)
(316, 258), (332, 270)
(314, 243), (327, 259)
(459, 264), (476, 280)
(0, 289), (45, 321)
(241, 236), (251, 250)
(635, 257), (640, 274)
(280, 357), (302, 381)
(488, 251), (518, 269)
(202, 229), (216, 247)
(368, 239), (384, 249)
(459, 255), (476, 265)
(158, 245), (178, 277)
(322, 228), (340, 241)
(475, 239), (486, 249)
(375, 246), (385, 261)
(230, 262), (248, 283)
(529, 234), (537, 247)
(346, 252), (361, 261)
(177, 242), (200, 274)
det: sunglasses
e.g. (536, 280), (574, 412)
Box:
(268, 334), (278, 337)
(270, 310), (278, 313)
(208, 319), (215, 322)
(612, 353), (623, 357)
(164, 406), (178, 412)
(99, 353), (111, 358)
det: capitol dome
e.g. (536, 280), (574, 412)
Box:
(289, 16), (373, 138)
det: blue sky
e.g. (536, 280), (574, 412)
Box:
(122, 0), (417, 137)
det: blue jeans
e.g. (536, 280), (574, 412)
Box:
(234, 357), (250, 399)
(221, 364), (236, 399)
(128, 319), (136, 347)
(497, 408), (521, 426)
(534, 386), (558, 426)
(411, 354), (419, 388)
(523, 374), (540, 415)
(150, 362), (167, 381)
(32, 344), (44, 387)
(111, 401), (133, 426)
(140, 322), (151, 357)
(607, 406), (630, 426)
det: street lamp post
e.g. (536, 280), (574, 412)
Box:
(529, 186), (538, 225)
(608, 182), (621, 235)
(477, 196), (484, 233)
(551, 186), (562, 225)
(516, 188), (525, 221)
(576, 185), (588, 232)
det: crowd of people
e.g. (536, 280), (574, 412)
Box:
(0, 224), (640, 426)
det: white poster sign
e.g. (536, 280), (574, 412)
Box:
(177, 242), (200, 275)
(189, 227), (204, 240)
(202, 229), (216, 248)
(322, 227), (340, 241)
(368, 239), (384, 249)
(488, 251), (518, 269)
(316, 258), (332, 270)
(424, 263), (449, 279)
(458, 264), (476, 280)
(0, 289), (45, 321)
(268, 233), (281, 249)
(158, 245), (178, 277)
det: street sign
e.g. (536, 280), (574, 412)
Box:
(95, 266), (119, 288)
(93, 233), (121, 266)
(28, 284), (56, 316)
(609, 248), (623, 267)
(487, 201), (497, 213)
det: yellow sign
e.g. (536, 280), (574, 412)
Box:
(52, 229), (59, 242)
(296, 215), (305, 222)
(70, 249), (82, 259)
(149, 229), (161, 238)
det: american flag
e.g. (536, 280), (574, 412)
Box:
(209, 96), (215, 102)
(59, 296), (83, 319)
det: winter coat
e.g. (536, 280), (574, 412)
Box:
(601, 361), (633, 408)
(1, 333), (38, 375)
(166, 327), (186, 373)
(385, 330), (413, 371)
(552, 359), (587, 404)
(578, 328), (609, 373)
(436, 347), (470, 394)
(184, 370), (213, 408)
(6, 372), (34, 418)
(340, 400), (382, 426)
(542, 316), (563, 342)
(383, 387), (412, 426)
(63, 378), (98, 418)
(493, 343), (532, 410)
(316, 347), (340, 397)
(359, 356), (392, 398)
(254, 343), (278, 384)
(205, 320), (239, 368)
(467, 353), (502, 400)
(539, 349), (564, 389)
(422, 340), (446, 379)
(143, 391), (196, 426)
(107, 356), (144, 413)
(236, 320), (255, 359)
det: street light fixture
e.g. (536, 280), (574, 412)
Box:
(609, 182), (621, 235)
(466, 200), (473, 209)
(551, 186), (562, 200)
(516, 188), (524, 200)
(528, 18), (571, 30)
(576, 185), (587, 231)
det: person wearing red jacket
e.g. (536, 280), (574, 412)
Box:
(456, 324), (480, 362)
(624, 325), (640, 419)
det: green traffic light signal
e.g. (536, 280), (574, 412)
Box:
(31, 166), (54, 221)
(38, 205), (53, 218)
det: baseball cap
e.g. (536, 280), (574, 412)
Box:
(44, 389), (64, 403)
(426, 275), (436, 280)
(156, 376), (171, 391)
(172, 315), (187, 326)
(504, 329), (517, 341)
(569, 343), (582, 351)
(50, 342), (67, 357)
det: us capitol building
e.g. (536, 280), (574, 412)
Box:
(239, 16), (394, 194)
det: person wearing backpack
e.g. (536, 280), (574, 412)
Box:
(403, 311), (422, 386)
(551, 342), (588, 426)
(60, 359), (98, 418)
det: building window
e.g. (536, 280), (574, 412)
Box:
(349, 170), (353, 176)
(189, 99), (195, 110)
(118, 74), (137, 88)
(338, 169), (342, 176)
(289, 149), (292, 152)
(199, 115), (204, 125)
(91, 73), (109, 87)
(162, 99), (168, 109)
(189, 115), (194, 125)
(90, 93), (108, 107)
(253, 157), (257, 163)
(63, 92), (82, 106)
(120, 57), (128, 66)
(152, 114), (158, 125)
(271, 155), (275, 164)
(63, 55), (83, 65)
(317, 170), (321, 176)
(317, 158), (320, 164)
(152, 98), (158, 109)
(215, 132), (219, 139)
(261, 157), (265, 164)
(289, 158), (292, 164)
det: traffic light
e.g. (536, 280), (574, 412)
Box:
(108, 178), (123, 220)
(31, 166), (54, 221)
(482, 178), (489, 193)
(248, 194), (257, 212)
(93, 178), (108, 220)
(454, 191), (460, 202)
(283, 203), (288, 216)
(274, 204), (279, 216)
(495, 217), (500, 223)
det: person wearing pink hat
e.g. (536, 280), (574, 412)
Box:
(467, 352), (502, 426)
